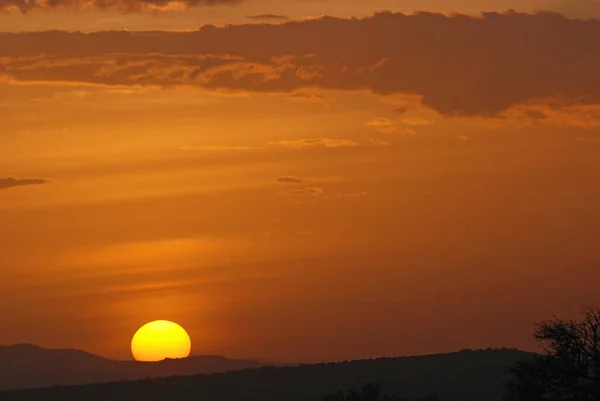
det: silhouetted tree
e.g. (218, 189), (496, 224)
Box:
(322, 382), (440, 401)
(504, 307), (600, 401)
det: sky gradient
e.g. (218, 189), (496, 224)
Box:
(1, 1), (600, 363)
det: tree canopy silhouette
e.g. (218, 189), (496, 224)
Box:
(504, 307), (600, 401)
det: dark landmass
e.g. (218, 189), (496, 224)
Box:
(0, 348), (532, 401)
(0, 343), (267, 391)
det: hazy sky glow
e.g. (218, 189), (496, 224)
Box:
(1, 0), (600, 363)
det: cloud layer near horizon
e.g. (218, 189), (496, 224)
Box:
(2, 11), (600, 116)
(0, 0), (241, 12)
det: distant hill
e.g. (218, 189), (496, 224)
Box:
(0, 343), (267, 391)
(0, 348), (532, 401)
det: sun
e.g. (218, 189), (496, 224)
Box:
(131, 320), (191, 362)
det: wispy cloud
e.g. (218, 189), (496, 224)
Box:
(400, 117), (432, 126)
(282, 187), (324, 197)
(247, 14), (290, 21)
(0, 0), (244, 12)
(365, 117), (397, 134)
(369, 139), (392, 147)
(277, 176), (304, 183)
(335, 191), (367, 198)
(286, 92), (331, 104)
(180, 145), (255, 151)
(269, 138), (359, 149)
(180, 139), (359, 153)
(366, 118), (415, 135)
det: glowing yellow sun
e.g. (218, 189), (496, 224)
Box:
(131, 320), (191, 362)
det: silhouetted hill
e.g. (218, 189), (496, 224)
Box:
(0, 343), (267, 391)
(0, 348), (532, 401)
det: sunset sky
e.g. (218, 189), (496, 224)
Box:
(1, 0), (600, 363)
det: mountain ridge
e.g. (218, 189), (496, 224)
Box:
(0, 347), (533, 400)
(0, 343), (269, 391)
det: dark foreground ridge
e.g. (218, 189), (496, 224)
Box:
(0, 348), (531, 401)
(0, 343), (266, 391)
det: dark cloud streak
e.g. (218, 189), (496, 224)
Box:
(0, 177), (50, 190)
(277, 177), (304, 183)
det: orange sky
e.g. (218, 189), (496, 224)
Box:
(1, 3), (600, 362)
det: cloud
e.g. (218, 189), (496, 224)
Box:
(268, 138), (359, 149)
(336, 191), (367, 198)
(400, 117), (432, 126)
(247, 14), (290, 21)
(180, 145), (255, 151)
(369, 139), (392, 147)
(321, 191), (367, 200)
(555, 0), (600, 18)
(180, 140), (359, 153)
(366, 117), (394, 127)
(3, 12), (600, 117)
(283, 187), (324, 196)
(0, 0), (243, 12)
(365, 117), (397, 133)
(365, 117), (416, 135)
(281, 186), (365, 199)
(523, 109), (549, 120)
(0, 177), (50, 190)
(277, 176), (304, 183)
(285, 91), (331, 103)
(502, 101), (600, 129)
